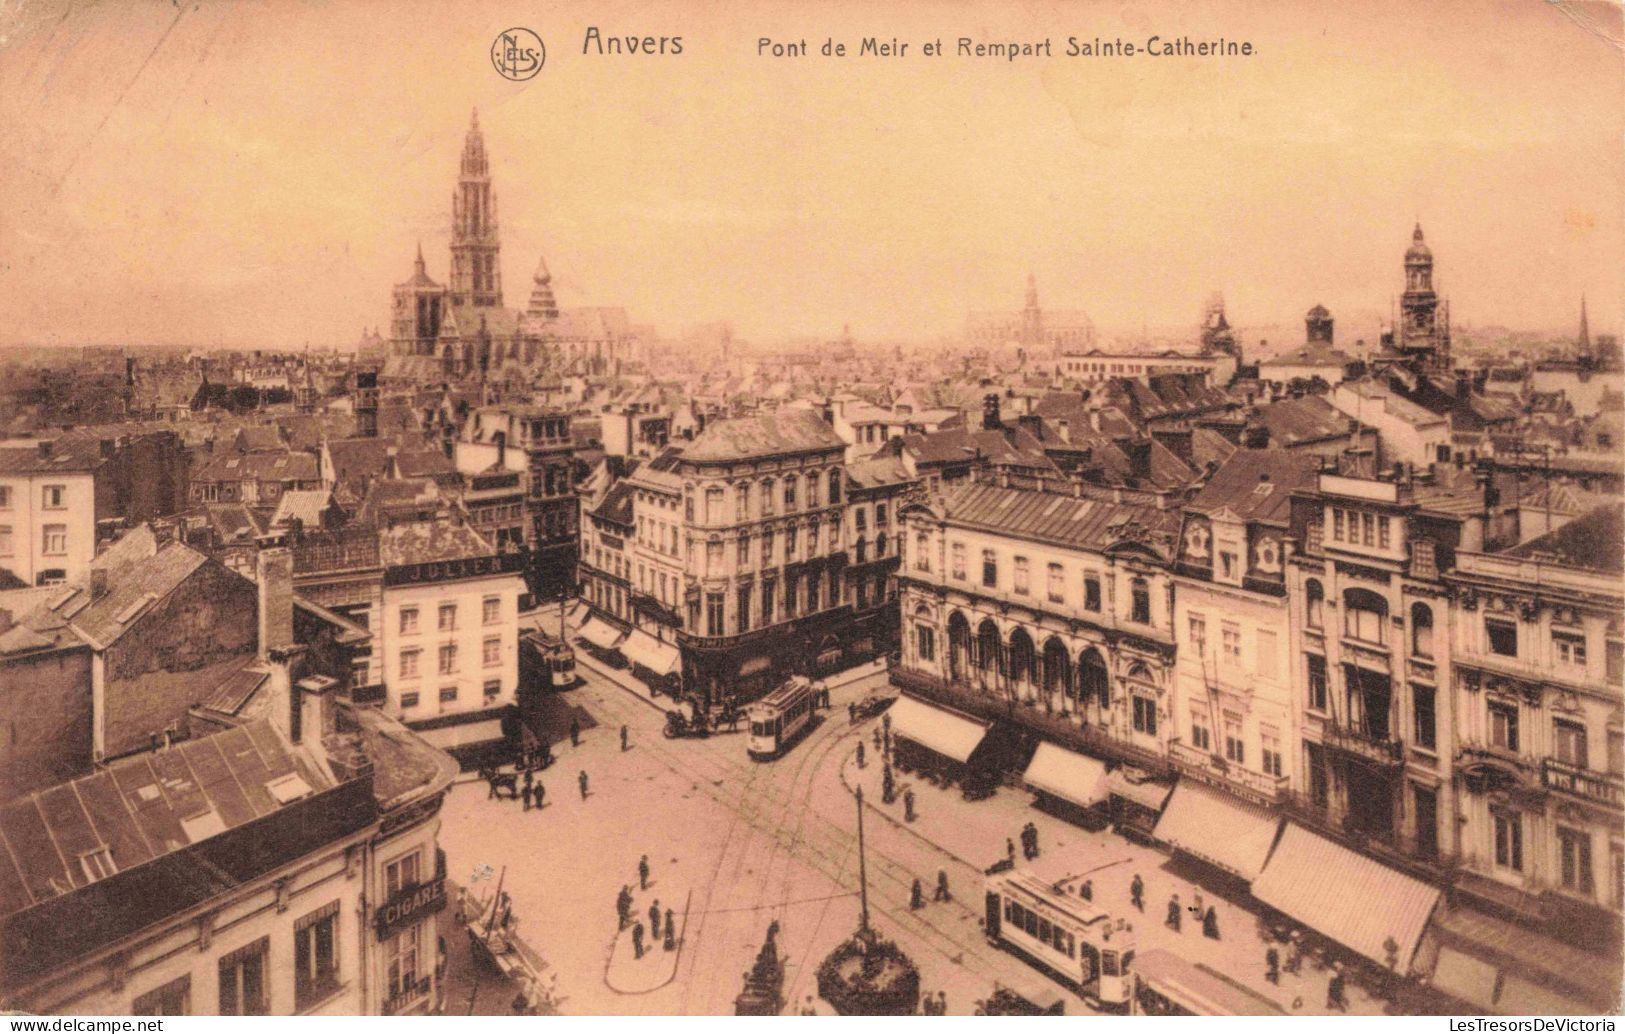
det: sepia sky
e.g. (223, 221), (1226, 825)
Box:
(0, 0), (1620, 348)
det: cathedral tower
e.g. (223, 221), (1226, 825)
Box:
(1398, 223), (1450, 372)
(450, 109), (503, 308)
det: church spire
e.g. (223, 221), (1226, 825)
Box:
(1578, 295), (1591, 356)
(450, 109), (501, 307)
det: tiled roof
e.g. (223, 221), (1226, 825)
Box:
(846, 454), (913, 491)
(681, 409), (845, 463)
(271, 489), (332, 528)
(378, 521), (494, 568)
(1186, 449), (1321, 524)
(590, 480), (636, 527)
(1503, 502), (1624, 575)
(0, 438), (108, 475)
(1252, 395), (1352, 446)
(940, 482), (1180, 558)
(194, 449), (318, 484)
(69, 541), (214, 650)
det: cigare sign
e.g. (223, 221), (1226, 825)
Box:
(374, 877), (447, 940)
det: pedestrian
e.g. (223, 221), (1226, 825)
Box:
(649, 901), (661, 938)
(1080, 879), (1093, 901)
(1326, 969), (1346, 1012)
(632, 921), (645, 960)
(936, 991), (947, 1016)
(1006, 837), (1016, 864)
(521, 782), (532, 811)
(1284, 937), (1302, 975)
(904, 788), (916, 822)
(1130, 873), (1144, 911)
(883, 728), (892, 756)
(578, 769), (589, 800)
(848, 702), (857, 723)
(872, 728), (882, 753)
(910, 878), (924, 910)
(617, 885), (632, 929)
(1203, 905), (1220, 940)
(524, 767), (534, 792)
(857, 741), (866, 769)
(1166, 894), (1182, 931)
(1028, 822), (1040, 858)
(1191, 888), (1205, 918)
(638, 854), (651, 890)
(1265, 947), (1280, 985)
(570, 718), (581, 747)
(934, 868), (950, 902)
(882, 762), (895, 804)
(620, 724), (629, 751)
(534, 780), (545, 809)
(663, 911), (677, 951)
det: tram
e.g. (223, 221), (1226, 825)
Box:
(746, 677), (817, 760)
(983, 870), (1136, 1011)
(534, 631), (578, 689)
(1130, 949), (1285, 1016)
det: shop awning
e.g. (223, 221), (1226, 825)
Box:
(1022, 742), (1107, 809)
(1251, 823), (1441, 972)
(1496, 974), (1595, 1016)
(621, 629), (680, 677)
(1153, 780), (1282, 882)
(577, 618), (625, 651)
(887, 694), (989, 764)
(1428, 946), (1499, 1013)
(413, 718), (507, 751)
(565, 600), (589, 629)
(1133, 949), (1286, 1016)
(1105, 769), (1173, 812)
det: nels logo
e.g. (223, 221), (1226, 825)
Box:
(492, 28), (545, 81)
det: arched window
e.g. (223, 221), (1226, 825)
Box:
(947, 611), (971, 681)
(976, 619), (1004, 682)
(1079, 648), (1110, 707)
(1306, 579), (1324, 628)
(1411, 603), (1434, 658)
(1008, 629), (1036, 688)
(828, 469), (842, 506)
(760, 478), (776, 515)
(1130, 578), (1151, 624)
(1344, 588), (1388, 644)
(1042, 638), (1071, 698)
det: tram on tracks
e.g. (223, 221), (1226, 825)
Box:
(746, 676), (817, 760)
(1130, 948), (1285, 1016)
(535, 631), (578, 689)
(983, 870), (1136, 1011)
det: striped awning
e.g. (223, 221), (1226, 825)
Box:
(1153, 780), (1282, 882)
(1022, 742), (1108, 809)
(621, 630), (680, 677)
(1251, 823), (1441, 973)
(1105, 769), (1173, 812)
(577, 618), (625, 651)
(887, 694), (989, 764)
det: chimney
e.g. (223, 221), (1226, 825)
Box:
(982, 393), (1002, 431)
(1056, 420), (1071, 443)
(37, 440), (52, 459)
(293, 674), (338, 748)
(1122, 438), (1153, 480)
(1455, 371), (1471, 399)
(1242, 425), (1270, 449)
(1017, 413), (1042, 439)
(256, 538), (295, 660)
(89, 567), (108, 600)
(1153, 428), (1195, 465)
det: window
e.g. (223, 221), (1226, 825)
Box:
(1132, 696), (1157, 737)
(1084, 575), (1101, 612)
(399, 648), (420, 679)
(132, 976), (190, 1016)
(828, 470), (842, 505)
(1554, 633), (1587, 668)
(1343, 589), (1386, 644)
(1411, 604), (1433, 658)
(1609, 730), (1624, 776)
(1413, 685), (1436, 751)
(761, 580), (776, 624)
(483, 597), (500, 625)
(684, 493), (694, 522)
(876, 503), (888, 525)
(218, 937), (270, 1015)
(1218, 551), (1237, 580)
(1333, 509), (1345, 542)
(806, 571), (820, 612)
(1224, 718), (1244, 764)
(1608, 641), (1624, 683)
(981, 550), (998, 588)
(736, 484), (749, 521)
(737, 585), (751, 633)
(704, 487), (724, 523)
(1486, 618), (1518, 658)
(737, 535), (750, 565)
(915, 532), (930, 572)
(783, 478), (797, 510)
(294, 901), (340, 1010)
(385, 923), (422, 1005)
(1256, 629), (1278, 677)
(916, 624), (935, 662)
(855, 508), (867, 532)
(1221, 624), (1241, 664)
(1046, 563), (1064, 603)
(1378, 516), (1391, 549)
(439, 685), (457, 703)
(1261, 727), (1283, 777)
(706, 539), (723, 572)
(0, 525), (11, 556)
(1307, 654), (1328, 711)
(41, 485), (65, 509)
(761, 528), (775, 563)
(1013, 557), (1030, 595)
(951, 543), (966, 580)
(1306, 579), (1324, 628)
(1362, 512), (1375, 546)
(1554, 719), (1588, 768)
(483, 637), (501, 668)
(760, 479), (775, 515)
(438, 644), (457, 675)
(400, 691), (419, 709)
(1559, 827), (1594, 895)
(706, 593), (725, 636)
(0, 486), (9, 509)
(484, 679), (500, 700)
(1190, 708), (1211, 751)
(1489, 701), (1519, 752)
(1494, 810), (1523, 871)
(1188, 614), (1207, 656)
(1130, 578), (1150, 624)
(42, 524), (66, 555)
(784, 526), (797, 557)
(438, 603), (456, 632)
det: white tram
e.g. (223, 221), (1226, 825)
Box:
(536, 632), (578, 689)
(984, 870), (1136, 1011)
(746, 677), (817, 760)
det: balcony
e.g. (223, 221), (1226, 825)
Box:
(1542, 757), (1624, 810)
(1322, 720), (1404, 767)
(1168, 739), (1290, 806)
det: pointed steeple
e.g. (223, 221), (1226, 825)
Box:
(414, 241), (426, 276)
(1578, 295), (1591, 355)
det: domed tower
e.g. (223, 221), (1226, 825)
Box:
(526, 255), (559, 322)
(449, 109), (503, 309)
(1305, 303), (1334, 344)
(1399, 223), (1449, 370)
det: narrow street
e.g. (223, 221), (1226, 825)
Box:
(439, 657), (1388, 1016)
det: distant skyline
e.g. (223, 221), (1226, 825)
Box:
(0, 0), (1620, 349)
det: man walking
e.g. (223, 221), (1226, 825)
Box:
(1166, 894), (1182, 932)
(1265, 947), (1280, 985)
(1130, 873), (1144, 911)
(520, 782), (532, 811)
(910, 878), (924, 910)
(663, 909), (676, 951)
(578, 769), (589, 800)
(617, 885), (633, 929)
(632, 921), (646, 960)
(638, 854), (651, 890)
(1079, 879), (1092, 902)
(570, 718), (581, 747)
(649, 900), (661, 939)
(934, 869), (950, 902)
(533, 780), (545, 809)
(620, 724), (629, 751)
